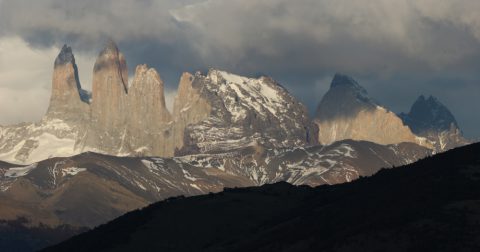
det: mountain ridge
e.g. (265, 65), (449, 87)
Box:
(42, 142), (480, 252)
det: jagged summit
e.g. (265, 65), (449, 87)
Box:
(329, 73), (371, 100)
(173, 68), (317, 153)
(46, 44), (90, 122)
(315, 74), (376, 122)
(400, 95), (468, 151)
(99, 39), (121, 56)
(331, 73), (360, 88)
(93, 40), (128, 91)
(54, 44), (75, 67)
(404, 95), (458, 133)
(315, 74), (426, 147)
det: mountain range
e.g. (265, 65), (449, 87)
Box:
(0, 41), (472, 251)
(0, 42), (468, 165)
(43, 142), (480, 252)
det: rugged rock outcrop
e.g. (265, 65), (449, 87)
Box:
(87, 41), (130, 153)
(0, 45), (91, 164)
(46, 45), (90, 122)
(172, 72), (212, 152)
(314, 74), (429, 148)
(400, 95), (469, 151)
(0, 41), (320, 164)
(126, 65), (173, 156)
(173, 69), (318, 154)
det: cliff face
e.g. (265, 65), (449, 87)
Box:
(87, 41), (130, 153)
(172, 72), (212, 153)
(46, 45), (90, 122)
(173, 69), (318, 154)
(314, 74), (429, 147)
(0, 42), (318, 164)
(126, 65), (173, 156)
(84, 42), (177, 157)
(400, 95), (469, 151)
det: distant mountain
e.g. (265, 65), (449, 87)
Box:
(43, 142), (480, 252)
(0, 41), (473, 251)
(314, 74), (430, 148)
(0, 43), (469, 164)
(0, 42), (316, 164)
(0, 140), (430, 229)
(400, 95), (469, 151)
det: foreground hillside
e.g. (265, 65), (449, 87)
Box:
(45, 142), (480, 252)
(0, 140), (428, 229)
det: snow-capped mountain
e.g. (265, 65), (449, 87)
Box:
(172, 69), (317, 154)
(400, 95), (469, 151)
(0, 139), (430, 228)
(0, 42), (316, 165)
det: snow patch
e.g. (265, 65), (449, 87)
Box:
(4, 164), (38, 178)
(61, 167), (86, 176)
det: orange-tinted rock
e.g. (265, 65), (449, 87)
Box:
(315, 74), (431, 148)
(46, 45), (89, 122)
(88, 41), (130, 153)
(126, 64), (173, 156)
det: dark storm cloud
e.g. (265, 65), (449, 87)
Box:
(0, 0), (480, 137)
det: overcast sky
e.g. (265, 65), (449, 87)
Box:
(0, 0), (479, 138)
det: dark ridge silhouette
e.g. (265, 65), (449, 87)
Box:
(0, 218), (86, 252)
(43, 142), (480, 252)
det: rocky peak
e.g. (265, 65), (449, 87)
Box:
(46, 44), (89, 121)
(124, 64), (173, 156)
(100, 39), (120, 56)
(315, 74), (376, 122)
(54, 45), (75, 67)
(88, 41), (131, 151)
(400, 95), (467, 151)
(173, 69), (317, 154)
(129, 64), (171, 121)
(93, 40), (128, 93)
(315, 74), (428, 148)
(402, 95), (459, 134)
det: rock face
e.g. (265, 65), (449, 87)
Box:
(173, 69), (318, 154)
(0, 42), (317, 164)
(172, 72), (212, 152)
(0, 46), (91, 164)
(400, 95), (469, 151)
(314, 74), (429, 147)
(84, 42), (176, 157)
(87, 41), (130, 153)
(126, 65), (173, 156)
(46, 45), (90, 122)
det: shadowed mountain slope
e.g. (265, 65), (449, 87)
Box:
(44, 142), (480, 252)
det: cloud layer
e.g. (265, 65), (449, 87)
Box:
(0, 0), (479, 137)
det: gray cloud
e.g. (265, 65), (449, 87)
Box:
(0, 0), (479, 138)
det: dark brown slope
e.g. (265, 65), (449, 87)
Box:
(44, 142), (480, 252)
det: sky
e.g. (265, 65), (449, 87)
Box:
(0, 0), (479, 138)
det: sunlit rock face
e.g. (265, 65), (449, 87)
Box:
(46, 44), (90, 122)
(0, 40), (319, 163)
(87, 41), (130, 153)
(400, 95), (470, 151)
(314, 74), (429, 147)
(172, 72), (212, 153)
(7, 41), (469, 164)
(126, 65), (173, 156)
(0, 45), (91, 164)
(172, 69), (318, 155)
